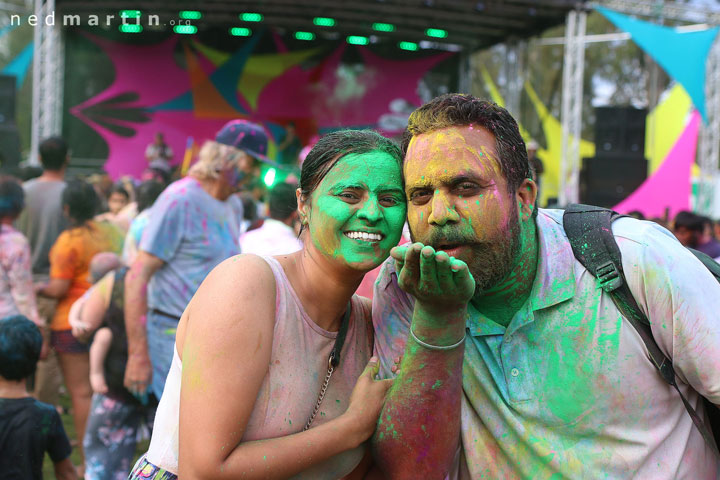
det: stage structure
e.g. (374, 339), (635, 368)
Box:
(27, 0), (581, 168)
(559, 0), (720, 215)
(23, 0), (720, 214)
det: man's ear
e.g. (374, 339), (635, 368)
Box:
(516, 178), (537, 221)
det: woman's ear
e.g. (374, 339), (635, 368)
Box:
(296, 188), (308, 225)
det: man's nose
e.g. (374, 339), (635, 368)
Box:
(427, 190), (460, 226)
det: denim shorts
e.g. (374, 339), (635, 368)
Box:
(51, 329), (89, 354)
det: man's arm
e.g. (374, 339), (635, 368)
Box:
(124, 251), (164, 397)
(372, 244), (474, 479)
(53, 457), (78, 480)
(618, 220), (720, 403)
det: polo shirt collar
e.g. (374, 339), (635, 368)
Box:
(466, 209), (576, 336)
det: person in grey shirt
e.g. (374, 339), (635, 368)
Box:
(15, 136), (69, 406)
(16, 137), (69, 277)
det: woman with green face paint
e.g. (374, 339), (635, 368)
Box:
(130, 130), (407, 480)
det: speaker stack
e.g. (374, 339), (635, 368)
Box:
(0, 74), (21, 169)
(580, 106), (648, 208)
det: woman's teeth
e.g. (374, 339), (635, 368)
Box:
(344, 231), (383, 242)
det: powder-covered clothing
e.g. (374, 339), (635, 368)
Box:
(239, 218), (303, 256)
(84, 393), (155, 480)
(140, 177), (241, 319)
(0, 224), (41, 325)
(0, 397), (72, 480)
(146, 255), (373, 478)
(15, 178), (67, 277)
(129, 455), (177, 480)
(373, 209), (720, 480)
(48, 221), (124, 331)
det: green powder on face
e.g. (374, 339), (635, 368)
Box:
(431, 380), (442, 390)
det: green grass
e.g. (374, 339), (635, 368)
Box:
(42, 392), (150, 478)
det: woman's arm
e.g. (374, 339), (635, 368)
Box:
(5, 238), (42, 325)
(36, 278), (71, 299)
(178, 255), (392, 480)
(71, 272), (114, 342)
(89, 327), (112, 394)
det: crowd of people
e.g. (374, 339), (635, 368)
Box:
(0, 95), (718, 480)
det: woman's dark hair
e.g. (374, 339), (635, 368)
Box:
(0, 177), (24, 219)
(62, 179), (99, 225)
(0, 315), (43, 381)
(109, 184), (130, 201)
(136, 180), (164, 213)
(299, 130), (402, 201)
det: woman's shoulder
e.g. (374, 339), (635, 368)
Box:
(200, 254), (277, 301)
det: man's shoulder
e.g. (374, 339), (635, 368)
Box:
(23, 178), (65, 198)
(537, 208), (679, 253)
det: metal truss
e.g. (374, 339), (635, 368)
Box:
(503, 39), (527, 118)
(559, 8), (587, 206)
(697, 36), (720, 216)
(30, 0), (64, 165)
(592, 0), (720, 24)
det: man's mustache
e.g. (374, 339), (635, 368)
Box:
(424, 229), (479, 248)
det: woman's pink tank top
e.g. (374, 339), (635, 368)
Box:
(147, 255), (373, 478)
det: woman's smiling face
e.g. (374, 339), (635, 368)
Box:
(303, 150), (407, 271)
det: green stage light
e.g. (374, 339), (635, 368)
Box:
(119, 24), (142, 33)
(425, 28), (447, 38)
(179, 11), (202, 20)
(240, 12), (263, 22)
(263, 168), (277, 187)
(372, 22), (394, 32)
(174, 25), (197, 34)
(230, 27), (252, 36)
(346, 35), (369, 45)
(398, 41), (418, 51)
(120, 10), (141, 19)
(295, 31), (315, 41)
(313, 17), (335, 27)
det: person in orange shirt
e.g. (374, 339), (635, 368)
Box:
(37, 179), (123, 474)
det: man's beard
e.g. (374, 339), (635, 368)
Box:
(409, 203), (522, 295)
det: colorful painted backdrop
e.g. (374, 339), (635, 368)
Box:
(68, 31), (454, 178)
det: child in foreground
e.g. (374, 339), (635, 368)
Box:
(0, 314), (77, 480)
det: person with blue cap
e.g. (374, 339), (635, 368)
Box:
(123, 119), (271, 404)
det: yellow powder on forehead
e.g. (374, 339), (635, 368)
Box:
(406, 127), (503, 178)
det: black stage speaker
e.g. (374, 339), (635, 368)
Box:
(0, 124), (21, 169)
(580, 156), (648, 207)
(580, 106), (649, 207)
(0, 76), (21, 168)
(0, 75), (16, 125)
(595, 106), (647, 156)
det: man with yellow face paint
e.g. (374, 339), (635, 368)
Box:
(371, 94), (720, 479)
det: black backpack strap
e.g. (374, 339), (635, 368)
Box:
(563, 204), (719, 454)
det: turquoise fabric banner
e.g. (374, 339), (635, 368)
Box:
(597, 6), (719, 122)
(1, 42), (33, 88)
